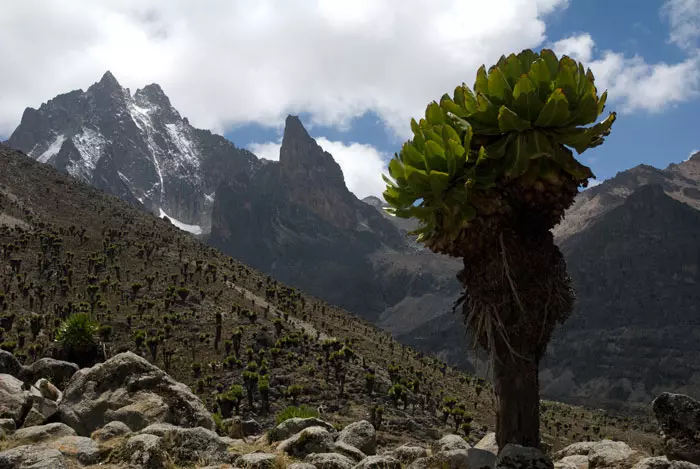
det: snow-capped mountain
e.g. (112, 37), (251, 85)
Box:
(7, 71), (260, 234)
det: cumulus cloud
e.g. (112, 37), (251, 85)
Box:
(661, 0), (700, 50)
(552, 32), (700, 115)
(248, 137), (388, 200)
(0, 0), (570, 139)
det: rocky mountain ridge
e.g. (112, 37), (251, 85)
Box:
(7, 71), (260, 233)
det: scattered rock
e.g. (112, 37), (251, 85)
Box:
(432, 448), (497, 469)
(272, 417), (336, 441)
(0, 445), (67, 469)
(288, 463), (318, 469)
(45, 435), (105, 465)
(23, 394), (59, 427)
(0, 374), (32, 422)
(406, 456), (436, 469)
(58, 352), (214, 435)
(336, 420), (376, 455)
(12, 422), (76, 442)
(496, 444), (554, 469)
(432, 434), (471, 453)
(238, 452), (279, 469)
(116, 433), (168, 469)
(0, 350), (21, 376)
(556, 442), (599, 459)
(555, 454), (589, 469)
(388, 444), (428, 465)
(653, 393), (700, 465)
(476, 432), (500, 455)
(20, 358), (79, 388)
(305, 452), (355, 469)
(90, 420), (132, 441)
(354, 455), (401, 469)
(631, 457), (671, 469)
(278, 426), (334, 457)
(137, 422), (234, 465)
(0, 417), (16, 432)
(588, 440), (636, 468)
(333, 441), (367, 462)
(243, 418), (263, 436)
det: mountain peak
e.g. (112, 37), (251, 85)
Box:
(279, 115), (341, 179)
(96, 70), (122, 90)
(689, 151), (700, 162)
(284, 115), (309, 139)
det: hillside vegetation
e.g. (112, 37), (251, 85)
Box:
(0, 144), (659, 453)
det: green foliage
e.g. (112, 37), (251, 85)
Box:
(275, 405), (319, 425)
(55, 313), (99, 351)
(383, 48), (616, 254)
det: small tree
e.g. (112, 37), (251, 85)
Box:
(381, 49), (615, 448)
(55, 313), (100, 367)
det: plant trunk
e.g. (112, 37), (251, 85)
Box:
(493, 351), (541, 450)
(458, 224), (574, 452)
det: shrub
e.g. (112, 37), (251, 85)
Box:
(275, 405), (319, 425)
(55, 313), (100, 366)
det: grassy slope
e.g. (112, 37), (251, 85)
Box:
(0, 144), (659, 453)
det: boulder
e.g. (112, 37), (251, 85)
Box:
(333, 441), (367, 462)
(0, 350), (21, 376)
(57, 351), (214, 435)
(19, 358), (79, 387)
(238, 452), (279, 469)
(0, 374), (32, 422)
(22, 394), (59, 427)
(496, 444), (554, 469)
(278, 426), (335, 457)
(305, 452), (355, 469)
(0, 417), (15, 432)
(243, 418), (263, 436)
(388, 444), (428, 465)
(288, 464), (318, 469)
(116, 434), (168, 469)
(45, 435), (105, 465)
(433, 434), (471, 453)
(476, 433), (499, 455)
(12, 422), (76, 442)
(432, 448), (498, 469)
(336, 420), (376, 455)
(137, 422), (235, 465)
(588, 440), (636, 468)
(0, 445), (67, 469)
(555, 454), (589, 469)
(272, 417), (336, 441)
(354, 455), (401, 469)
(556, 442), (599, 459)
(90, 420), (132, 441)
(653, 393), (700, 464)
(631, 457), (671, 469)
(407, 456), (435, 469)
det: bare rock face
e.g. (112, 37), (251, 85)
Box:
(496, 444), (554, 469)
(57, 351), (215, 436)
(653, 393), (700, 464)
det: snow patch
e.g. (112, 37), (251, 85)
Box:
(159, 208), (202, 235)
(165, 123), (200, 168)
(72, 128), (106, 169)
(205, 192), (215, 203)
(36, 135), (65, 163)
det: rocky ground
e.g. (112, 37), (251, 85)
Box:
(0, 351), (696, 469)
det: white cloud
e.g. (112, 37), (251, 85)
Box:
(551, 33), (594, 63)
(552, 34), (700, 115)
(0, 0), (570, 139)
(247, 142), (282, 162)
(247, 137), (388, 200)
(661, 0), (700, 50)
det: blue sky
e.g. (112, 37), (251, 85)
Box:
(2, 0), (699, 197)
